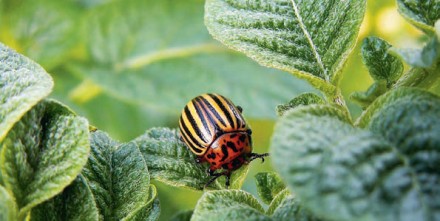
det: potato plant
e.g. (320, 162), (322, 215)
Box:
(0, 0), (439, 221)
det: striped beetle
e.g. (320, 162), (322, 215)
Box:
(179, 93), (268, 188)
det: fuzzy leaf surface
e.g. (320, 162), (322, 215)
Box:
(390, 37), (440, 68)
(71, 0), (313, 120)
(192, 190), (269, 221)
(368, 88), (440, 221)
(30, 175), (99, 221)
(350, 81), (388, 108)
(361, 37), (403, 85)
(205, 0), (366, 90)
(135, 128), (248, 190)
(276, 93), (325, 116)
(82, 131), (158, 221)
(0, 100), (89, 220)
(0, 42), (53, 142)
(270, 192), (322, 221)
(170, 210), (193, 221)
(255, 172), (286, 204)
(271, 103), (440, 221)
(397, 0), (440, 34)
(0, 185), (17, 221)
(2, 0), (80, 70)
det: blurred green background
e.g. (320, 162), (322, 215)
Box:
(0, 0), (424, 220)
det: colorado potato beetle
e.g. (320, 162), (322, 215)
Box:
(179, 93), (268, 188)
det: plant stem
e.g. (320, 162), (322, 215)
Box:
(324, 88), (352, 123)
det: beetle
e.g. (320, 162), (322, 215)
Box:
(179, 93), (269, 188)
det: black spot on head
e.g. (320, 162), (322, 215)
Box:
(222, 164), (229, 169)
(230, 134), (237, 138)
(239, 134), (247, 142)
(212, 162), (216, 165)
(207, 153), (216, 159)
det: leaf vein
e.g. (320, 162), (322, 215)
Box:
(290, 0), (327, 80)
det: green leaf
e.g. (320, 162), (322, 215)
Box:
(170, 210), (193, 221)
(367, 88), (440, 221)
(68, 0), (317, 120)
(390, 37), (440, 68)
(266, 189), (290, 215)
(271, 101), (440, 221)
(134, 128), (249, 190)
(126, 185), (160, 221)
(193, 189), (322, 221)
(205, 0), (366, 91)
(0, 185), (17, 221)
(255, 172), (286, 204)
(30, 175), (99, 221)
(0, 42), (53, 142)
(70, 52), (313, 120)
(350, 81), (388, 108)
(361, 37), (403, 85)
(356, 87), (440, 127)
(397, 0), (440, 34)
(82, 131), (158, 221)
(270, 191), (322, 221)
(192, 190), (269, 221)
(0, 99), (90, 220)
(276, 93), (325, 116)
(2, 0), (81, 70)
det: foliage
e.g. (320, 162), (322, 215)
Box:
(1, 0), (440, 221)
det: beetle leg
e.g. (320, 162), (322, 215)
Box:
(249, 153), (270, 163)
(237, 105), (243, 113)
(204, 170), (231, 189)
(225, 173), (231, 189)
(204, 172), (221, 188)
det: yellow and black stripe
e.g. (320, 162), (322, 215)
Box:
(179, 93), (248, 156)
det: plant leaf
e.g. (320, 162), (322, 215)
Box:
(0, 99), (90, 220)
(134, 127), (249, 190)
(30, 175), (99, 221)
(266, 189), (290, 215)
(270, 191), (322, 221)
(367, 88), (440, 221)
(2, 0), (81, 70)
(67, 0), (318, 120)
(205, 0), (366, 90)
(271, 102), (440, 221)
(192, 190), (269, 221)
(276, 93), (325, 116)
(0, 185), (17, 221)
(126, 185), (160, 221)
(390, 37), (440, 68)
(193, 189), (321, 221)
(350, 81), (388, 108)
(397, 0), (440, 34)
(356, 87), (439, 127)
(255, 172), (286, 204)
(170, 210), (193, 221)
(82, 131), (158, 221)
(0, 42), (53, 142)
(361, 37), (403, 85)
(70, 52), (314, 120)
